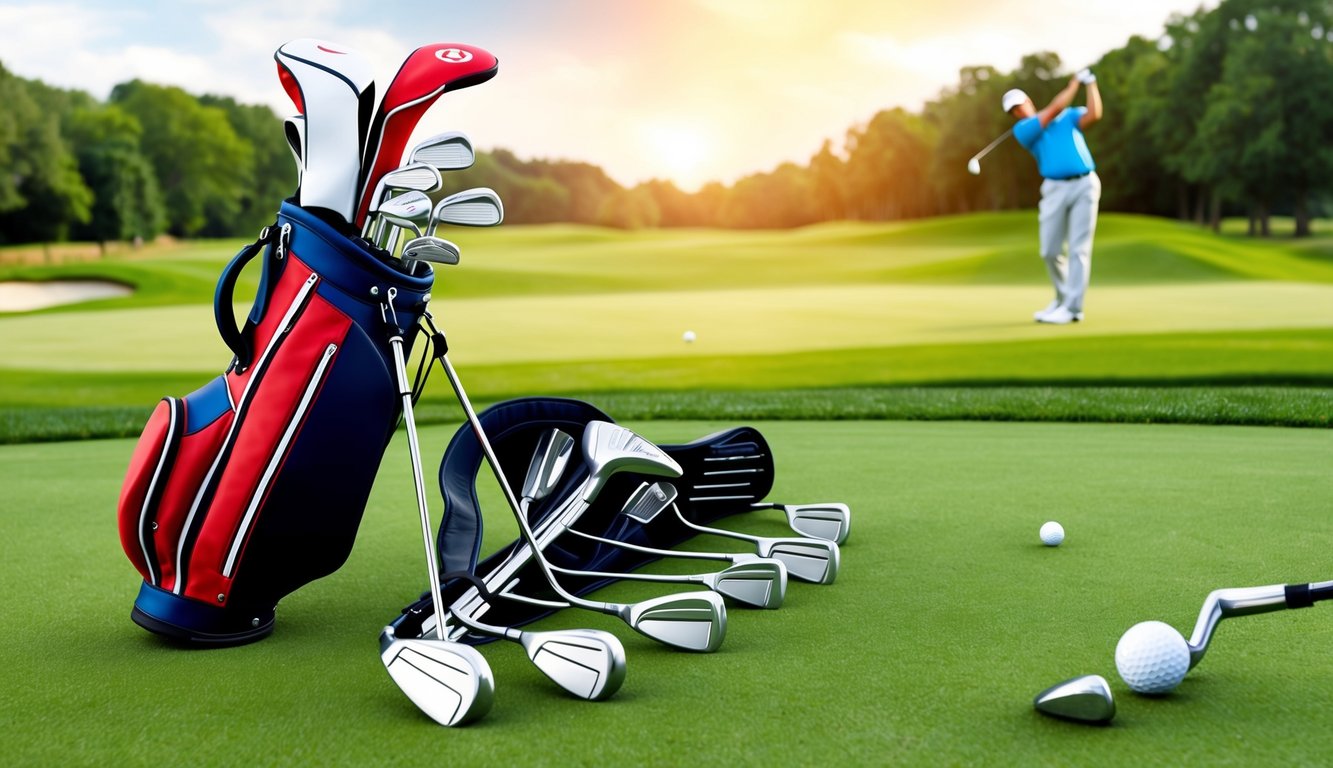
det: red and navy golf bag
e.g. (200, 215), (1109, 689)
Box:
(117, 202), (431, 645)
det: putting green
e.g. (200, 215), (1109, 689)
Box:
(4, 420), (1330, 765)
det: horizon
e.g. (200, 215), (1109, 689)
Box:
(1, 0), (1212, 191)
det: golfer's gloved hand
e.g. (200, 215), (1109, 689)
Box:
(1076, 68), (1096, 84)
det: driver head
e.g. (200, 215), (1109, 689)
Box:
(581, 421), (682, 500)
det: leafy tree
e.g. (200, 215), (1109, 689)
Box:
(110, 80), (252, 236)
(64, 105), (165, 247)
(597, 185), (661, 229)
(199, 95), (297, 234)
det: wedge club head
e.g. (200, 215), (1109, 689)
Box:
(518, 628), (626, 701)
(1033, 674), (1115, 725)
(622, 590), (726, 653)
(706, 560), (786, 609)
(402, 236), (461, 265)
(429, 187), (504, 233)
(409, 130), (476, 171)
(755, 502), (851, 544)
(378, 627), (494, 727)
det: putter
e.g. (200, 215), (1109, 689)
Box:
(356, 42), (499, 227)
(1033, 674), (1115, 725)
(967, 128), (1012, 175)
(671, 501), (840, 585)
(751, 502), (851, 545)
(433, 396), (726, 652)
(275, 38), (376, 222)
(408, 131), (476, 172)
(1186, 580), (1333, 669)
(402, 236), (461, 265)
(550, 481), (786, 609)
(445, 577), (626, 702)
(428, 187), (504, 234)
(363, 163), (444, 241)
(377, 287), (493, 726)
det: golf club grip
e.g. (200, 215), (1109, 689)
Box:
(1288, 581), (1333, 608)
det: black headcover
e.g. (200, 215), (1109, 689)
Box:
(388, 397), (776, 641)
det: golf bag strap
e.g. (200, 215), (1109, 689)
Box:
(214, 222), (292, 370)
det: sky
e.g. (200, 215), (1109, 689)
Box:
(0, 0), (1212, 190)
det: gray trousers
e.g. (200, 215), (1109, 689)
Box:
(1038, 172), (1101, 314)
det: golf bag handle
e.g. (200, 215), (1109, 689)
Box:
(214, 224), (289, 370)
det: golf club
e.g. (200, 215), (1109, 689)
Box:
(967, 128), (1012, 175)
(444, 575), (626, 701)
(401, 236), (461, 265)
(563, 527), (778, 569)
(1186, 580), (1333, 669)
(377, 287), (493, 726)
(750, 502), (851, 545)
(428, 187), (504, 234)
(363, 162), (444, 241)
(549, 480), (786, 609)
(408, 130), (476, 171)
(356, 42), (499, 227)
(671, 501), (840, 584)
(275, 38), (376, 222)
(425, 321), (727, 653)
(376, 191), (433, 250)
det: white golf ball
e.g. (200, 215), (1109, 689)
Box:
(682, 330), (696, 343)
(1115, 620), (1190, 694)
(1039, 521), (1064, 546)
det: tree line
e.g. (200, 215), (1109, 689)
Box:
(1, 0), (1328, 246)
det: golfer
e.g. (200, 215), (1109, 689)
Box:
(1003, 69), (1102, 324)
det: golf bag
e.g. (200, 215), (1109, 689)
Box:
(390, 396), (779, 639)
(117, 201), (432, 645)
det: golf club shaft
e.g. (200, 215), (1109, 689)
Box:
(564, 527), (733, 563)
(971, 128), (1013, 162)
(388, 331), (448, 642)
(1188, 580), (1333, 668)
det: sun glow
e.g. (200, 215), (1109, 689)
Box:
(642, 121), (716, 191)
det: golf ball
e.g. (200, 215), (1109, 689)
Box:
(1039, 521), (1064, 546)
(1115, 620), (1190, 694)
(682, 330), (696, 343)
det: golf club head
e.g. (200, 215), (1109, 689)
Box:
(378, 190), (433, 239)
(582, 421), (683, 500)
(758, 537), (839, 584)
(523, 429), (576, 503)
(409, 130), (476, 171)
(519, 628), (626, 701)
(967, 157), (981, 175)
(709, 559), (787, 609)
(430, 187), (504, 231)
(1187, 584), (1289, 669)
(779, 503), (851, 544)
(379, 627), (494, 727)
(1033, 674), (1115, 725)
(625, 590), (727, 653)
(402, 236), (461, 265)
(620, 481), (679, 524)
(369, 163), (444, 214)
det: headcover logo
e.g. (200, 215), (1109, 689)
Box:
(316, 45), (346, 55)
(435, 48), (474, 64)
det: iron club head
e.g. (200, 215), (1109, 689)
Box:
(428, 187), (504, 233)
(523, 429), (576, 504)
(378, 190), (433, 240)
(378, 626), (494, 727)
(401, 236), (461, 265)
(1033, 674), (1115, 725)
(581, 421), (682, 501)
(622, 590), (727, 653)
(409, 130), (476, 171)
(517, 628), (627, 701)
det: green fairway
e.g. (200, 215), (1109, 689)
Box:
(2, 213), (1330, 438)
(3, 421), (1330, 765)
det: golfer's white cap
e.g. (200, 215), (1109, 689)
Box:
(1002, 88), (1029, 113)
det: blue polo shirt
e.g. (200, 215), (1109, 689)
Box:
(1013, 107), (1095, 180)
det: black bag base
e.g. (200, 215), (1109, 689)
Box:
(130, 582), (276, 647)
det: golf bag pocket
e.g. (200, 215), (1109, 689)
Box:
(117, 201), (433, 645)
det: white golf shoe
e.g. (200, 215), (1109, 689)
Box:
(1033, 300), (1061, 321)
(1036, 306), (1076, 324)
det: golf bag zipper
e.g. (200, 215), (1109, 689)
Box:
(136, 397), (186, 586)
(171, 273), (321, 596)
(221, 343), (338, 578)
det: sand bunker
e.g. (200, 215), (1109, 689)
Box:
(0, 280), (133, 312)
